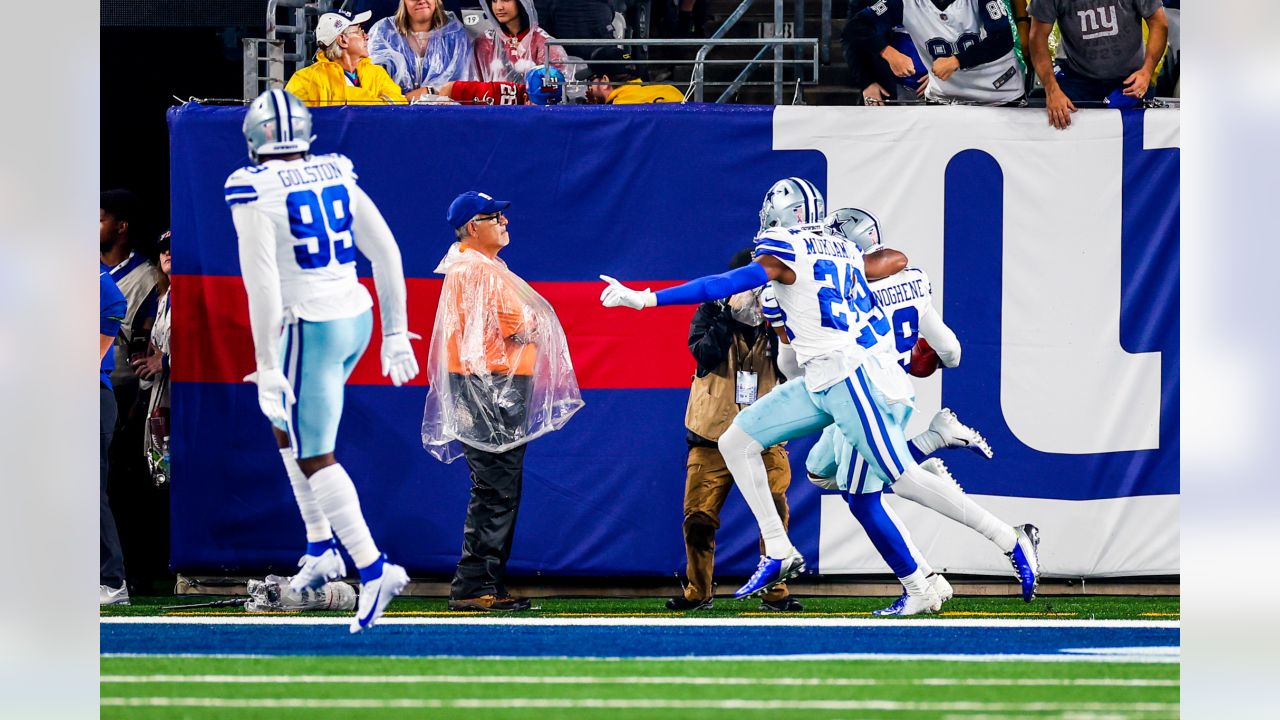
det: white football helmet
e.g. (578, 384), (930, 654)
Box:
(243, 88), (313, 161)
(759, 177), (825, 232)
(824, 207), (882, 252)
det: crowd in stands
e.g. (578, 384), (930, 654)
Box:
(841, 0), (1177, 122)
(286, 0), (684, 106)
(99, 190), (172, 605)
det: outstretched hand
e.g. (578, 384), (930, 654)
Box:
(599, 275), (655, 310)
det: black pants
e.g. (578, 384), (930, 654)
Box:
(100, 384), (126, 589)
(448, 373), (531, 600)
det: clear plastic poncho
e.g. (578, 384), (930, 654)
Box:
(368, 13), (477, 94)
(421, 243), (583, 463)
(474, 0), (569, 82)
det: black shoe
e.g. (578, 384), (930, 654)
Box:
(665, 595), (714, 611)
(759, 596), (804, 612)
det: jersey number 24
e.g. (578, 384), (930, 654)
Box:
(286, 185), (355, 269)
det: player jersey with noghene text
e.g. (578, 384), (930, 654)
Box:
(224, 153), (373, 320)
(752, 226), (892, 366)
(869, 265), (934, 371)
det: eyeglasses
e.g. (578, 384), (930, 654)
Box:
(344, 26), (367, 38)
(473, 212), (505, 224)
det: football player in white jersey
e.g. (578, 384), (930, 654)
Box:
(601, 178), (979, 608)
(850, 0), (1025, 105)
(800, 206), (1040, 611)
(227, 89), (418, 632)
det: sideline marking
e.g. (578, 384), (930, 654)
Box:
(100, 674), (1179, 688)
(100, 616), (1178, 629)
(99, 697), (1180, 712)
(101, 651), (1179, 664)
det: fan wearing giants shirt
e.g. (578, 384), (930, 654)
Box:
(850, 0), (1025, 105)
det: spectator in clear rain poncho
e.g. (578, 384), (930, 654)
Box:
(368, 0), (477, 99)
(423, 191), (582, 612)
(474, 0), (568, 83)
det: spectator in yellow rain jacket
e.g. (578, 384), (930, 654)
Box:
(286, 10), (407, 107)
(585, 47), (685, 105)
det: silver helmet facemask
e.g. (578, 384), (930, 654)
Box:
(243, 89), (314, 161)
(758, 177), (825, 232)
(824, 207), (883, 252)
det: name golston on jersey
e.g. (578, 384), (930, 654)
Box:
(752, 226), (892, 368)
(224, 153), (372, 319)
(870, 265), (933, 370)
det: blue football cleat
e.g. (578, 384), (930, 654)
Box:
(734, 549), (806, 600)
(1007, 523), (1041, 602)
(873, 592), (908, 616)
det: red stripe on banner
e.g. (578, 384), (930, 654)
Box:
(170, 275), (698, 389)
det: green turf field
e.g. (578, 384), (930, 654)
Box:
(102, 596), (1179, 718)
(100, 656), (1179, 719)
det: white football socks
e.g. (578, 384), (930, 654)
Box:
(280, 449), (332, 543)
(883, 500), (934, 577)
(899, 568), (933, 597)
(910, 429), (945, 457)
(892, 464), (1017, 553)
(306, 463), (381, 569)
(718, 424), (793, 558)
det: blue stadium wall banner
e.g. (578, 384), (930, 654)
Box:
(167, 104), (1178, 578)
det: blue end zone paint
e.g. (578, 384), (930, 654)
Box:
(102, 623), (1178, 659)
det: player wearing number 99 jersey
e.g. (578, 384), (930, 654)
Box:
(227, 88), (418, 633)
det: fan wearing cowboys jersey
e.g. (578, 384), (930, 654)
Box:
(850, 0), (1026, 105)
(227, 89), (419, 633)
(601, 177), (990, 611)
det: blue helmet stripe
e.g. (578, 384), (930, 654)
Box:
(793, 178), (821, 223)
(280, 89), (293, 141)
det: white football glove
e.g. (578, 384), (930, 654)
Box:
(760, 283), (786, 328)
(381, 331), (421, 387)
(244, 368), (295, 426)
(599, 274), (656, 310)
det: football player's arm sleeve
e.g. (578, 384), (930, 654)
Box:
(654, 262), (770, 307)
(955, 2), (1015, 69)
(350, 185), (409, 337)
(233, 204), (286, 371)
(918, 305), (961, 368)
(848, 0), (902, 56)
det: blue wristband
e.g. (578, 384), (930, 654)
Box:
(654, 262), (770, 306)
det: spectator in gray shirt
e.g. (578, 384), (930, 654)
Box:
(1028, 0), (1168, 128)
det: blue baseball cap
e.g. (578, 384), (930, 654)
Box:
(447, 191), (511, 229)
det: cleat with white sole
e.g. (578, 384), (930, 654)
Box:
(930, 408), (993, 459)
(350, 559), (409, 633)
(289, 540), (348, 593)
(1007, 523), (1041, 602)
(930, 573), (954, 605)
(733, 549), (806, 600)
(99, 584), (130, 606)
(874, 586), (942, 616)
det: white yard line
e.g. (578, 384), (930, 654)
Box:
(101, 651), (1180, 664)
(99, 616), (1179, 629)
(100, 674), (1178, 688)
(98, 697), (1180, 712)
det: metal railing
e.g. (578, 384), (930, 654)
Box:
(243, 0), (337, 100)
(547, 37), (819, 105)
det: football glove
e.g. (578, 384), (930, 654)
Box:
(244, 368), (295, 426)
(760, 284), (785, 328)
(599, 275), (656, 310)
(381, 331), (421, 387)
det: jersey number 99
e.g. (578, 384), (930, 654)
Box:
(286, 185), (355, 269)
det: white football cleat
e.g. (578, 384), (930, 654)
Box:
(350, 559), (409, 633)
(874, 585), (942, 616)
(920, 457), (961, 489)
(930, 573), (954, 605)
(929, 408), (993, 459)
(99, 584), (130, 606)
(289, 544), (348, 593)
